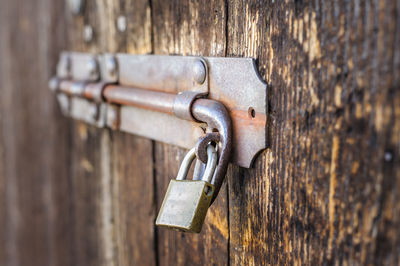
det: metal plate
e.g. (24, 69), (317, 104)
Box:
(116, 54), (208, 94)
(70, 98), (106, 127)
(98, 54), (118, 83)
(205, 57), (267, 167)
(56, 93), (70, 116)
(56, 52), (71, 79)
(69, 52), (99, 81)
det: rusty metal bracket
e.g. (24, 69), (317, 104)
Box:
(50, 51), (267, 168)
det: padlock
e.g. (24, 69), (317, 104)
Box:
(156, 144), (218, 233)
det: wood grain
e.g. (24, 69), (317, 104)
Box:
(110, 1), (157, 265)
(112, 132), (156, 266)
(227, 0), (400, 265)
(0, 2), (5, 264)
(151, 1), (229, 265)
(0, 0), (72, 265)
(1, 0), (399, 265)
(66, 1), (115, 265)
(0, 21), (5, 264)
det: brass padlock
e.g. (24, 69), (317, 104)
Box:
(156, 144), (218, 233)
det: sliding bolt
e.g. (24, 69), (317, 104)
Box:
(193, 60), (206, 85)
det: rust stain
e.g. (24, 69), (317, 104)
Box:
(230, 109), (266, 127)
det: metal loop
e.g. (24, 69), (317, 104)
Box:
(191, 98), (232, 204)
(195, 132), (220, 164)
(175, 144), (217, 182)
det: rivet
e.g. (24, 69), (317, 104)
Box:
(68, 0), (85, 15)
(384, 151), (393, 162)
(193, 60), (206, 85)
(117, 16), (127, 32)
(83, 25), (93, 43)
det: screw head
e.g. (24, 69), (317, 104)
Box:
(117, 16), (127, 32)
(384, 151), (393, 162)
(68, 0), (85, 15)
(83, 25), (93, 42)
(193, 60), (206, 85)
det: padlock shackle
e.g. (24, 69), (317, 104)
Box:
(191, 99), (232, 203)
(176, 145), (218, 183)
(175, 148), (197, 180)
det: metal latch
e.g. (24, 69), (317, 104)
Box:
(50, 52), (267, 167)
(49, 51), (267, 232)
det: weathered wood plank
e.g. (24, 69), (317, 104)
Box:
(112, 132), (156, 266)
(151, 1), (229, 265)
(0, 2), (6, 264)
(69, 123), (112, 266)
(110, 1), (157, 265)
(227, 0), (400, 265)
(0, 0), (72, 265)
(66, 1), (115, 265)
(1, 0), (399, 265)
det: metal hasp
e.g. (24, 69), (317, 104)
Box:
(51, 51), (266, 193)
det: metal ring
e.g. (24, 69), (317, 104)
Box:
(195, 132), (220, 164)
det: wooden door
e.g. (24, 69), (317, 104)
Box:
(0, 0), (399, 265)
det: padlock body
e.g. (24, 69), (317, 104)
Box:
(156, 180), (214, 233)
